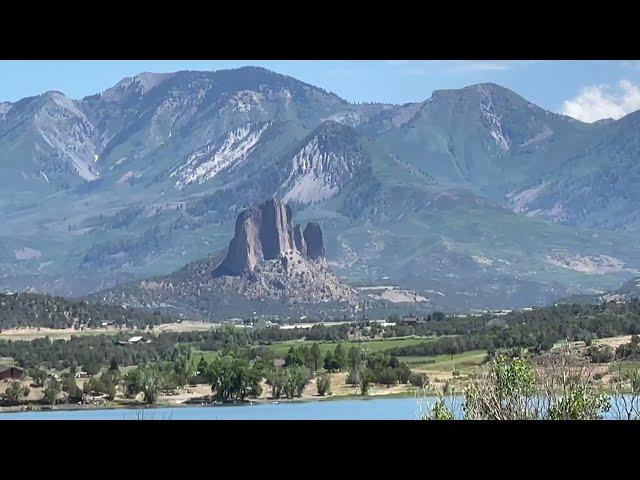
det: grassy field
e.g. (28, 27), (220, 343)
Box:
(264, 336), (437, 357)
(0, 321), (217, 342)
(408, 350), (488, 372)
(0, 327), (124, 342)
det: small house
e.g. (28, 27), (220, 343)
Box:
(0, 366), (24, 381)
(127, 336), (144, 344)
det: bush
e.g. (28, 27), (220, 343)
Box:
(379, 367), (398, 387)
(316, 374), (332, 396)
(2, 382), (29, 405)
(409, 372), (429, 387)
(588, 346), (615, 364)
(346, 370), (361, 385)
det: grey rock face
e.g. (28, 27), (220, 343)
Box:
(293, 224), (307, 257)
(259, 197), (295, 260)
(214, 198), (326, 277)
(214, 197), (298, 277)
(303, 222), (325, 260)
(213, 207), (264, 276)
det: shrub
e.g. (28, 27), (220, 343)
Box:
(409, 372), (429, 387)
(316, 373), (332, 396)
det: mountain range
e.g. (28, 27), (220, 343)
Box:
(2, 66), (640, 312)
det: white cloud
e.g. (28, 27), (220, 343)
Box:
(561, 80), (640, 123)
(385, 60), (409, 65)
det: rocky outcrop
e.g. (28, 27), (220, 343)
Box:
(214, 197), (324, 277)
(303, 222), (325, 260)
(259, 197), (295, 260)
(98, 198), (357, 318)
(293, 224), (307, 257)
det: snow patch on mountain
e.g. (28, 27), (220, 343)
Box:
(171, 122), (270, 189)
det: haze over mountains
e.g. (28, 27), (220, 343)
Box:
(2, 66), (640, 312)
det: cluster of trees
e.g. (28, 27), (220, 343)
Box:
(0, 292), (176, 329)
(186, 188), (237, 217)
(265, 365), (312, 399)
(587, 345), (616, 363)
(345, 351), (415, 391)
(200, 355), (263, 402)
(0, 381), (30, 406)
(616, 335), (640, 360)
(387, 300), (640, 359)
(0, 334), (178, 370)
(81, 225), (168, 270)
(276, 342), (426, 395)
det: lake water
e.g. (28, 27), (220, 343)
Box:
(0, 395), (636, 420)
(0, 396), (453, 420)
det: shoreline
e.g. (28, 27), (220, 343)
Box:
(0, 389), (423, 416)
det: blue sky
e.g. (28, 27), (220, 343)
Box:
(2, 60), (640, 122)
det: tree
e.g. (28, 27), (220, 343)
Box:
(316, 373), (332, 396)
(464, 355), (537, 420)
(409, 372), (429, 388)
(29, 368), (47, 387)
(465, 351), (610, 420)
(2, 382), (29, 405)
(310, 343), (322, 372)
(333, 343), (346, 371)
(396, 363), (412, 384)
(611, 365), (640, 420)
(360, 370), (372, 396)
(44, 377), (61, 406)
(285, 346), (306, 367)
(266, 367), (285, 399)
(109, 357), (119, 373)
(324, 352), (341, 373)
(84, 358), (101, 376)
(208, 356), (262, 402)
(197, 357), (209, 377)
(140, 368), (160, 404)
(62, 373), (83, 403)
(424, 398), (454, 420)
(347, 346), (362, 373)
(379, 367), (398, 388)
(282, 365), (311, 399)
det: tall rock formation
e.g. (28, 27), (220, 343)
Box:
(293, 224), (307, 257)
(213, 197), (323, 277)
(303, 222), (325, 260)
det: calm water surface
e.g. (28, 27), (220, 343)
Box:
(0, 395), (636, 420)
(0, 396), (456, 420)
